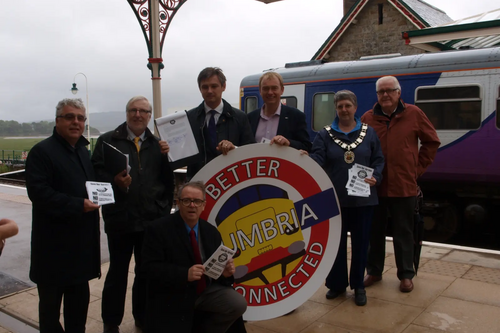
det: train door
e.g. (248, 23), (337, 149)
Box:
(241, 87), (260, 114)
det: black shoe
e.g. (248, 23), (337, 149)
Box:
(354, 289), (367, 306)
(103, 324), (120, 333)
(325, 289), (345, 300)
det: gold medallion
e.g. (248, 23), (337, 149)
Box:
(344, 150), (355, 164)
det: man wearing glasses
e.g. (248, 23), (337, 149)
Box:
(26, 98), (101, 332)
(361, 76), (440, 293)
(142, 181), (247, 333)
(92, 96), (174, 333)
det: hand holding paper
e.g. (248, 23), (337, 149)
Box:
(114, 170), (131, 191)
(203, 245), (236, 279)
(223, 258), (236, 278)
(83, 199), (100, 212)
(155, 112), (199, 168)
(346, 163), (374, 197)
(86, 182), (115, 206)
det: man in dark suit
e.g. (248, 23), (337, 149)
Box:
(26, 98), (101, 333)
(247, 72), (311, 151)
(142, 181), (247, 333)
(186, 67), (255, 180)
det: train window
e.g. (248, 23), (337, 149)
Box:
(244, 97), (258, 114)
(281, 96), (297, 109)
(415, 85), (482, 130)
(313, 93), (336, 131)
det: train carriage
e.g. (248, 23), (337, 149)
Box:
(240, 47), (500, 243)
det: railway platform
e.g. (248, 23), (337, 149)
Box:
(0, 185), (499, 332)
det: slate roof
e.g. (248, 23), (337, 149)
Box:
(403, 0), (452, 27)
(313, 0), (452, 60)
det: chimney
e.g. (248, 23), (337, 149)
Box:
(344, 0), (358, 16)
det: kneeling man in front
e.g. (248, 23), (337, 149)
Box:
(142, 181), (247, 332)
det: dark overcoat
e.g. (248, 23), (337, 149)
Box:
(91, 122), (174, 234)
(186, 99), (255, 179)
(26, 128), (100, 286)
(142, 211), (234, 332)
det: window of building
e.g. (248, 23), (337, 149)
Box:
(378, 4), (383, 24)
(415, 85), (482, 130)
(313, 93), (336, 131)
(244, 96), (258, 114)
(280, 96), (297, 109)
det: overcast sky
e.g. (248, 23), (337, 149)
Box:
(0, 0), (498, 123)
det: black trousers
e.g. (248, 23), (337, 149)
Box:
(326, 206), (374, 291)
(37, 282), (90, 333)
(102, 231), (146, 326)
(366, 196), (416, 280)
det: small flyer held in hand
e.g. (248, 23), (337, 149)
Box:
(345, 163), (374, 197)
(85, 182), (115, 206)
(203, 244), (236, 279)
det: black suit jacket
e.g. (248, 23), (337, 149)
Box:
(142, 211), (234, 332)
(247, 104), (312, 151)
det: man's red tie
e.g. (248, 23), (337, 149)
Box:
(190, 229), (206, 294)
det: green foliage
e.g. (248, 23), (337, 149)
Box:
(0, 164), (12, 173)
(0, 120), (100, 137)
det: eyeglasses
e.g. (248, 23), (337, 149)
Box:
(178, 198), (205, 207)
(376, 88), (399, 96)
(127, 108), (152, 115)
(57, 113), (87, 122)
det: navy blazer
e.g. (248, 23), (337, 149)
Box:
(247, 104), (312, 151)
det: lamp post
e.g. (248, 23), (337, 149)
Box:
(127, 0), (188, 122)
(70, 72), (90, 143)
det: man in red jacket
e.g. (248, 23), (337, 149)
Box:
(361, 76), (440, 293)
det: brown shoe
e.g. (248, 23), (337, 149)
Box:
(363, 274), (382, 287)
(400, 278), (414, 292)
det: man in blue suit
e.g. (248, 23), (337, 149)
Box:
(247, 72), (311, 151)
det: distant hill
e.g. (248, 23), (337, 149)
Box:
(89, 112), (127, 134)
(89, 101), (239, 135)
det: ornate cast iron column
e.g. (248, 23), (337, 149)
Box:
(127, 0), (188, 121)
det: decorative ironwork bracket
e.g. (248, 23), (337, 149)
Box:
(127, 0), (188, 75)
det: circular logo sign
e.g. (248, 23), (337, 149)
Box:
(192, 144), (341, 320)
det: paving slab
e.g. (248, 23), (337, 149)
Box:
(247, 301), (334, 333)
(317, 297), (423, 333)
(442, 278), (500, 308)
(418, 258), (471, 277)
(365, 268), (455, 308)
(441, 249), (500, 269)
(414, 296), (500, 333)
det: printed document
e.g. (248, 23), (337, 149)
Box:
(346, 163), (374, 197)
(155, 111), (199, 164)
(203, 244), (236, 279)
(86, 182), (115, 206)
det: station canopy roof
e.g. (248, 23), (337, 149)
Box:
(403, 8), (500, 52)
(254, 0), (284, 3)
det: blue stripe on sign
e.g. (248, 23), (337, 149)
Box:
(294, 188), (339, 230)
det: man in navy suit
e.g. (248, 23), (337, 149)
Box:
(142, 181), (247, 332)
(247, 72), (311, 151)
